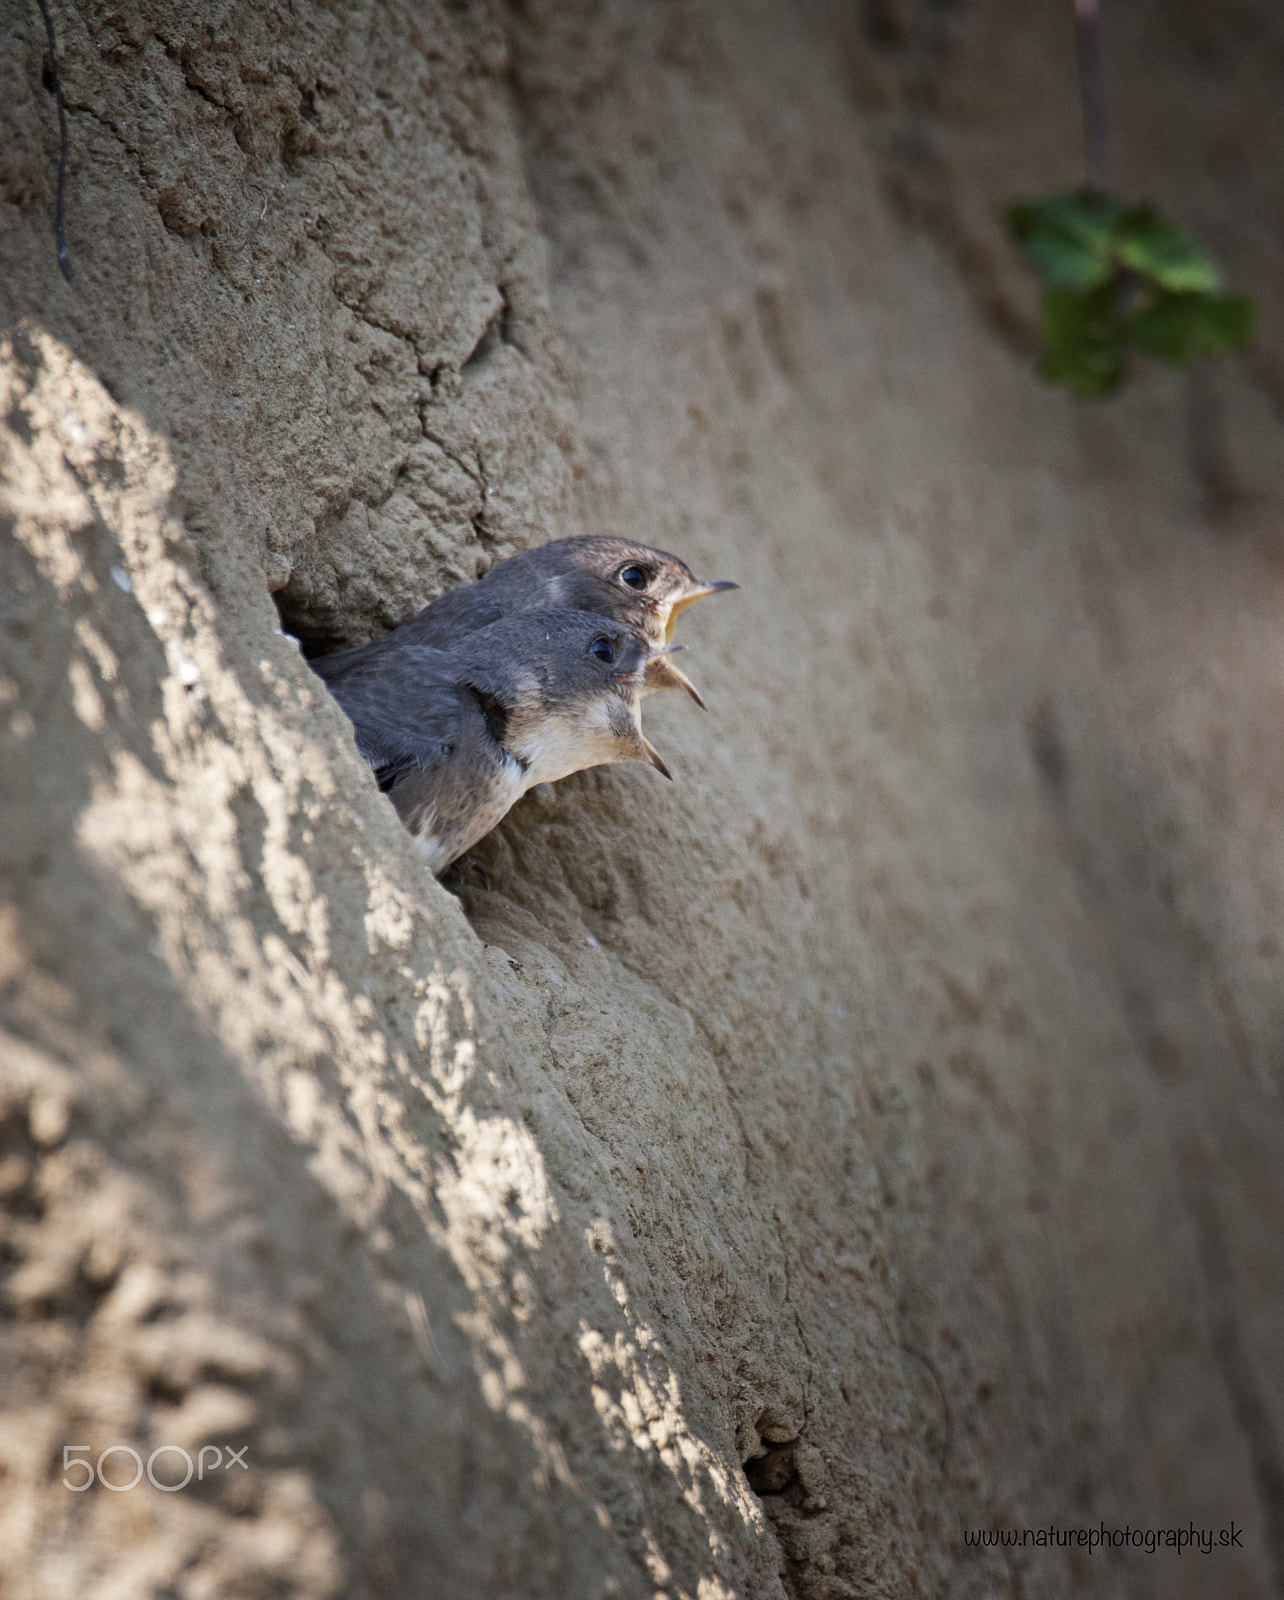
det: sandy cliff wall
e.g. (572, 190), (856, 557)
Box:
(3, 2), (1284, 1597)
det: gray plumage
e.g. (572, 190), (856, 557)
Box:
(314, 608), (667, 874)
(312, 536), (736, 706)
(402, 535), (720, 649)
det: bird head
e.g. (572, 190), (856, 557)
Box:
(552, 536), (738, 635)
(465, 610), (674, 788)
(512, 537), (737, 708)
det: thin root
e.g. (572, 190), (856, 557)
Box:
(35, 0), (71, 282)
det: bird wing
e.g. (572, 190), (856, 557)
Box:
(314, 642), (477, 791)
(398, 587), (507, 649)
(307, 585), (509, 684)
(310, 568), (626, 676)
(314, 639), (525, 869)
(311, 635), (390, 684)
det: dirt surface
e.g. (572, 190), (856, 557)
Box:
(3, 2), (1284, 1596)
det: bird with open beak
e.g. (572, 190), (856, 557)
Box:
(313, 536), (737, 709)
(314, 609), (676, 875)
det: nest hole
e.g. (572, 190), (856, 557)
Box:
(271, 585), (353, 661)
(743, 1440), (799, 1496)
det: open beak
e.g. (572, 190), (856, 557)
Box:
(645, 655), (707, 709)
(642, 736), (673, 779)
(617, 666), (675, 776)
(643, 640), (706, 709)
(665, 578), (738, 638)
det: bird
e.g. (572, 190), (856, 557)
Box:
(313, 536), (737, 709)
(314, 608), (675, 874)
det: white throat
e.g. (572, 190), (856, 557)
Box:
(513, 699), (635, 791)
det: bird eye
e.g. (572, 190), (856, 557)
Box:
(591, 636), (616, 664)
(618, 565), (649, 591)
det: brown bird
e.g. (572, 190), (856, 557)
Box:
(314, 609), (675, 874)
(313, 536), (737, 709)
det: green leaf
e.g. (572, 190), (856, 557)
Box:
(1129, 290), (1256, 364)
(1039, 285), (1127, 397)
(1017, 190), (1127, 250)
(1114, 208), (1224, 292)
(1007, 188), (1257, 396)
(1016, 225), (1112, 292)
(1006, 192), (1121, 291)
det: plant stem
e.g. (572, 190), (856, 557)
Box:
(1073, 0), (1112, 193)
(36, 0), (72, 282)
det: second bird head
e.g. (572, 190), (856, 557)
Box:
(459, 608), (676, 789)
